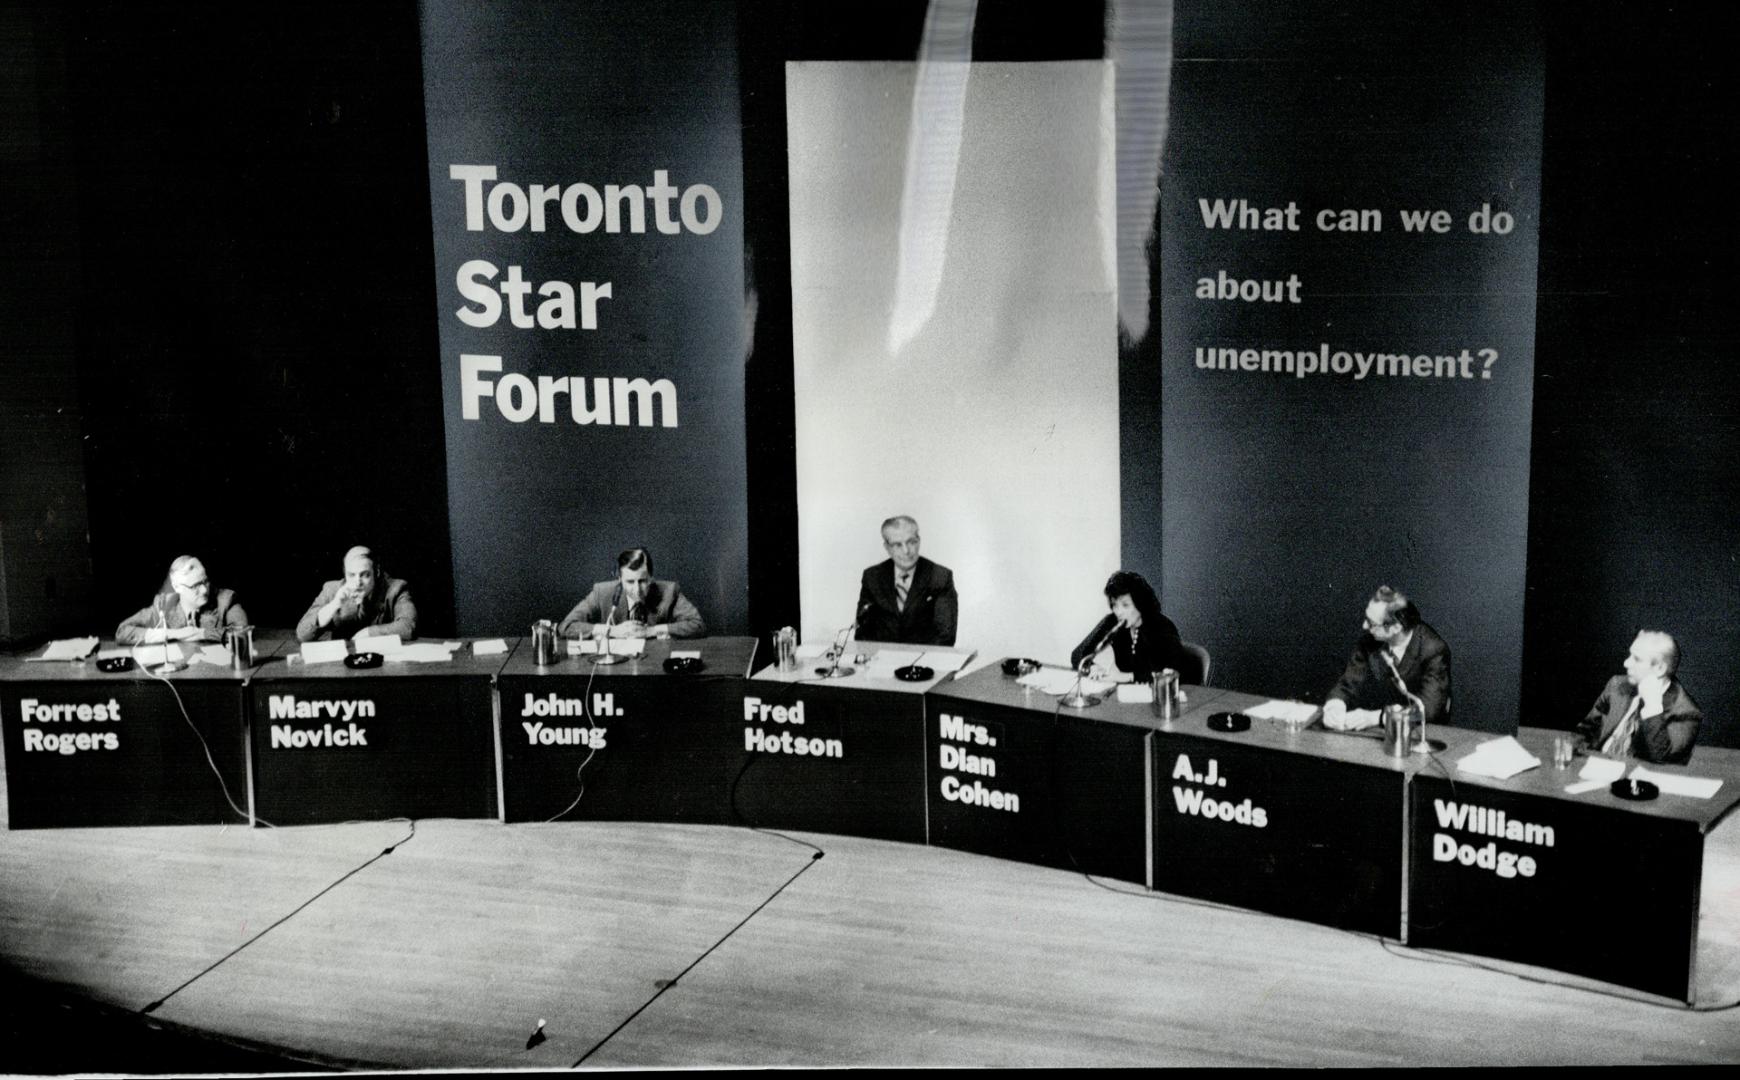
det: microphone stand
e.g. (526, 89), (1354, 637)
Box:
(589, 590), (627, 666)
(151, 595), (186, 675)
(1062, 618), (1121, 710)
(1382, 651), (1434, 754)
(816, 602), (869, 678)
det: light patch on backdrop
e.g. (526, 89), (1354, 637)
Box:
(787, 60), (1120, 667)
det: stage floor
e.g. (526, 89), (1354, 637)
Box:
(2, 768), (1738, 1068)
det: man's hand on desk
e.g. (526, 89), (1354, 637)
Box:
(1322, 700), (1382, 731)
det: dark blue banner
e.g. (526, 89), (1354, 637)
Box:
(419, 0), (748, 634)
(1155, 2), (1544, 730)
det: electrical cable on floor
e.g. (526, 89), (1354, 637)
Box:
(570, 848), (823, 1067)
(136, 819), (417, 1015)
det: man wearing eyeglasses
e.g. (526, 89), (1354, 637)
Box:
(1322, 585), (1451, 730)
(856, 515), (958, 646)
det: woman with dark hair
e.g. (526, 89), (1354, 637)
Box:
(1068, 570), (1194, 684)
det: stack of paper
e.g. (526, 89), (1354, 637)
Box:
(1115, 683), (1154, 705)
(190, 645), (234, 667)
(574, 638), (646, 657)
(1457, 736), (1542, 779)
(33, 637), (100, 661)
(131, 642), (186, 665)
(1017, 667), (1112, 697)
(1630, 766), (1724, 799)
(298, 641), (350, 664)
(1244, 700), (1322, 726)
(473, 639), (510, 656)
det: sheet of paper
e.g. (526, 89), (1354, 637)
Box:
(391, 643), (458, 663)
(575, 639), (646, 656)
(34, 637), (100, 661)
(1578, 756), (1626, 782)
(670, 650), (702, 659)
(1116, 683), (1154, 704)
(96, 647), (132, 661)
(1563, 779), (1609, 796)
(191, 645), (234, 667)
(131, 643), (186, 665)
(1629, 766), (1723, 800)
(472, 638), (509, 656)
(1017, 667), (1111, 697)
(1244, 700), (1322, 725)
(794, 643), (830, 660)
(354, 633), (402, 653)
(299, 640), (350, 664)
(1456, 736), (1541, 780)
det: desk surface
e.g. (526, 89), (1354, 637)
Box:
(1426, 725), (1740, 833)
(0, 634), (294, 683)
(501, 636), (759, 679)
(252, 638), (519, 681)
(750, 645), (976, 695)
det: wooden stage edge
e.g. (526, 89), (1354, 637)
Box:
(2, 772), (1739, 1069)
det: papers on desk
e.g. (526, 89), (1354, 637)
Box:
(388, 643), (460, 662)
(1116, 683), (1153, 705)
(131, 642), (186, 665)
(472, 638), (509, 656)
(1243, 700), (1323, 727)
(96, 647), (132, 662)
(1579, 756), (1626, 782)
(1630, 766), (1724, 800)
(1457, 736), (1542, 779)
(794, 643), (830, 660)
(189, 645), (234, 668)
(299, 641), (350, 664)
(1017, 667), (1112, 697)
(31, 637), (99, 661)
(670, 650), (702, 659)
(574, 638), (646, 657)
(354, 633), (402, 653)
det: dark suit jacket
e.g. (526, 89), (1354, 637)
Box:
(1575, 674), (1701, 765)
(1069, 612), (1196, 684)
(559, 579), (706, 639)
(856, 557), (957, 646)
(116, 589), (249, 645)
(296, 578), (418, 642)
(1327, 622), (1452, 724)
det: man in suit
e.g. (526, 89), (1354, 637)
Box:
(560, 547), (706, 640)
(855, 516), (957, 646)
(116, 555), (250, 645)
(1322, 585), (1451, 730)
(296, 545), (418, 642)
(1575, 630), (1701, 765)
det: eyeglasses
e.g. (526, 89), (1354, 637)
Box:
(1362, 616), (1400, 631)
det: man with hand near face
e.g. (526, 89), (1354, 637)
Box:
(560, 547), (706, 640)
(1576, 631), (1701, 765)
(1322, 585), (1451, 730)
(296, 545), (418, 642)
(855, 515), (958, 646)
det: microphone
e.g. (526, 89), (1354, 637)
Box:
(590, 584), (626, 665)
(1380, 649), (1435, 753)
(151, 594), (185, 675)
(1077, 615), (1124, 674)
(816, 600), (872, 678)
(1063, 616), (1123, 709)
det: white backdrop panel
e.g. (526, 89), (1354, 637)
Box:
(787, 61), (1119, 666)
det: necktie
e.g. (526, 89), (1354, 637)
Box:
(896, 572), (911, 611)
(1602, 698), (1642, 758)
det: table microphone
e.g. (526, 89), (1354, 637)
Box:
(590, 587), (626, 665)
(1062, 616), (1122, 709)
(151, 595), (186, 675)
(817, 601), (869, 678)
(1381, 650), (1439, 753)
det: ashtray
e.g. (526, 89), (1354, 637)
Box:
(662, 656), (705, 674)
(894, 664), (934, 682)
(1609, 778), (1659, 801)
(1206, 711), (1251, 733)
(97, 657), (136, 673)
(343, 652), (384, 669)
(1001, 657), (1041, 677)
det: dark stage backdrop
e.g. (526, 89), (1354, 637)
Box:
(1153, 2), (1544, 730)
(419, 0), (750, 635)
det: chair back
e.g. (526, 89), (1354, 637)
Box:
(1180, 640), (1212, 686)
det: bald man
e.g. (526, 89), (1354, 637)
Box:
(295, 545), (418, 642)
(116, 555), (249, 645)
(1575, 631), (1702, 765)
